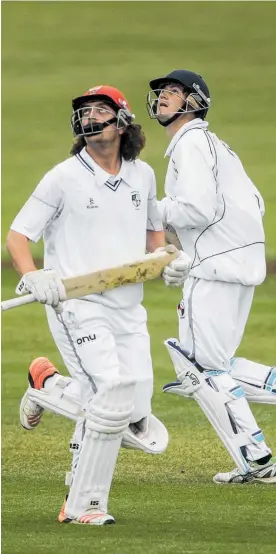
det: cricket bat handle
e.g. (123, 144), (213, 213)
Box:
(1, 293), (37, 311)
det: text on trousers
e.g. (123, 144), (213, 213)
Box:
(76, 334), (96, 345)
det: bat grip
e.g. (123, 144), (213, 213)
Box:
(1, 294), (37, 311)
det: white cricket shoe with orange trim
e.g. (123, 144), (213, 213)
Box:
(19, 357), (59, 430)
(58, 497), (115, 525)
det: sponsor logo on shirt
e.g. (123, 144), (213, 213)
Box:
(87, 198), (99, 209)
(131, 191), (141, 209)
(76, 334), (96, 345)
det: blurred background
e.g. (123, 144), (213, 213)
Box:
(2, 3), (276, 554)
(2, 1), (276, 259)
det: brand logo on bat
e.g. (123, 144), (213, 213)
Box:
(76, 334), (96, 345)
(131, 191), (141, 208)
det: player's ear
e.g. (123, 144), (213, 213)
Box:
(118, 126), (126, 136)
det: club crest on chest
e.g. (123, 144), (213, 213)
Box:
(131, 191), (141, 209)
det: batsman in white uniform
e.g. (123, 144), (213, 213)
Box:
(6, 85), (191, 525)
(147, 70), (276, 484)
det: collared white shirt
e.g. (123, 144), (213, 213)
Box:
(11, 148), (163, 308)
(164, 118), (209, 158)
(158, 119), (266, 286)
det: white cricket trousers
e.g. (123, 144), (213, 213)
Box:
(178, 277), (271, 462)
(45, 299), (153, 423)
(179, 277), (255, 370)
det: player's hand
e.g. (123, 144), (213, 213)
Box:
(162, 251), (192, 287)
(15, 269), (67, 307)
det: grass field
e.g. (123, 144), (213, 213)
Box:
(2, 271), (276, 554)
(2, 2), (276, 553)
(2, 1), (276, 258)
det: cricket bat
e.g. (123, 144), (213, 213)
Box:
(1, 245), (179, 312)
(165, 224), (182, 250)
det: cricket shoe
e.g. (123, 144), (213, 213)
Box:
(213, 457), (276, 484)
(58, 497), (115, 525)
(20, 357), (59, 430)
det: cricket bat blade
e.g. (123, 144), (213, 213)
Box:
(1, 245), (179, 311)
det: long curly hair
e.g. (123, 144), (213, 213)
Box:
(70, 123), (146, 161)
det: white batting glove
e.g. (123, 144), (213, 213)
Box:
(16, 269), (67, 308)
(162, 251), (192, 287)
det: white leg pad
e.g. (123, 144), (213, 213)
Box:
(164, 339), (270, 474)
(121, 414), (169, 454)
(65, 378), (135, 519)
(230, 358), (276, 405)
(65, 418), (87, 488)
(27, 376), (83, 421)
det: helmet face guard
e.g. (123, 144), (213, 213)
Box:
(146, 88), (209, 125)
(147, 71), (211, 126)
(71, 104), (133, 137)
(71, 86), (135, 137)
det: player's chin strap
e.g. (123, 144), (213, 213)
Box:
(82, 117), (118, 135)
(163, 339), (269, 476)
(157, 112), (182, 127)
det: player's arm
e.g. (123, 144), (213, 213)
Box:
(145, 168), (167, 251)
(146, 230), (165, 252)
(158, 137), (217, 229)
(6, 168), (66, 307)
(6, 230), (37, 275)
(146, 168), (191, 286)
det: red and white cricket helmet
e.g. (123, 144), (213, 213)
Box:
(71, 85), (135, 136)
(72, 85), (133, 113)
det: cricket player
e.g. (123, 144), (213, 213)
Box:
(6, 85), (192, 525)
(146, 69), (276, 484)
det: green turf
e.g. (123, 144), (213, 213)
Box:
(2, 2), (276, 553)
(2, 269), (276, 554)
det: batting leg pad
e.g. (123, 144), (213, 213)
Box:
(65, 418), (87, 488)
(121, 414), (169, 454)
(164, 339), (270, 474)
(27, 376), (83, 421)
(65, 378), (135, 519)
(230, 358), (276, 404)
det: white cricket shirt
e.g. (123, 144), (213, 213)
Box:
(158, 119), (266, 285)
(11, 148), (163, 308)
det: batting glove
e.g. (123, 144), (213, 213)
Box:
(16, 269), (67, 308)
(162, 251), (192, 287)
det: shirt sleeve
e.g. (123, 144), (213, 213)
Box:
(146, 168), (163, 231)
(10, 166), (63, 243)
(159, 135), (218, 229)
(252, 185), (265, 217)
